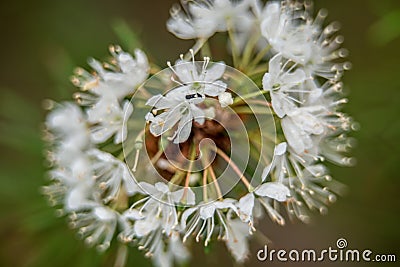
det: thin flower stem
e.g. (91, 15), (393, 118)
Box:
(184, 38), (208, 59)
(240, 30), (261, 70)
(249, 138), (271, 166)
(227, 20), (239, 68)
(248, 44), (271, 70)
(245, 99), (272, 107)
(150, 148), (164, 165)
(169, 170), (185, 189)
(207, 165), (223, 200)
(182, 143), (197, 202)
(247, 65), (269, 78)
(232, 89), (269, 105)
(200, 40), (212, 58)
(132, 150), (140, 172)
(149, 63), (161, 75)
(132, 129), (146, 172)
(214, 147), (252, 191)
(113, 244), (128, 267)
(202, 168), (208, 202)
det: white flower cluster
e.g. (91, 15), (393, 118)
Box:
(43, 1), (355, 266)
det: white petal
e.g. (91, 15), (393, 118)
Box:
(218, 92), (233, 108)
(214, 199), (238, 214)
(204, 62), (226, 82)
(171, 188), (195, 205)
(65, 184), (94, 211)
(94, 206), (115, 221)
(203, 80), (227, 97)
(146, 94), (176, 110)
(134, 217), (159, 237)
(122, 209), (144, 220)
(261, 164), (272, 182)
(138, 182), (159, 196)
(282, 68), (306, 85)
(237, 193), (254, 223)
(155, 182), (169, 194)
(268, 53), (282, 79)
(173, 111), (193, 144)
(90, 125), (116, 143)
(262, 72), (272, 90)
(175, 61), (199, 84)
(199, 204), (216, 219)
(181, 207), (197, 229)
(225, 219), (250, 262)
(255, 182), (290, 202)
(274, 142), (287, 156)
(191, 104), (205, 125)
(271, 91), (297, 118)
(281, 117), (304, 154)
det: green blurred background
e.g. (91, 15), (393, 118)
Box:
(1, 0), (399, 266)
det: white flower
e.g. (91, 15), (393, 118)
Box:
(146, 59), (232, 143)
(218, 91), (234, 107)
(46, 102), (90, 164)
(237, 181), (290, 227)
(236, 193), (255, 225)
(87, 98), (133, 144)
(46, 102), (88, 142)
(70, 206), (118, 251)
(262, 53), (306, 118)
(77, 47), (149, 100)
(281, 105), (326, 154)
(146, 89), (206, 144)
(181, 199), (237, 245)
(133, 182), (195, 237)
(255, 182), (291, 202)
(260, 1), (348, 80)
(49, 154), (96, 211)
(261, 142), (288, 182)
(152, 231), (190, 267)
(88, 149), (140, 202)
(167, 0), (252, 40)
(172, 58), (227, 96)
(225, 218), (251, 262)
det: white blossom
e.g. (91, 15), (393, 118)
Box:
(88, 149), (139, 202)
(225, 218), (251, 262)
(281, 105), (326, 154)
(151, 231), (190, 267)
(146, 58), (232, 143)
(146, 89), (206, 144)
(237, 181), (290, 227)
(48, 153), (97, 211)
(70, 206), (118, 251)
(262, 53), (306, 118)
(132, 182), (195, 237)
(167, 0), (253, 40)
(87, 98), (133, 144)
(45, 102), (90, 164)
(181, 199), (237, 245)
(218, 91), (234, 107)
(75, 47), (149, 100)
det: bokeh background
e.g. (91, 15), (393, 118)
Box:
(1, 0), (399, 266)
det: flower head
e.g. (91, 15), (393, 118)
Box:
(42, 1), (354, 266)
